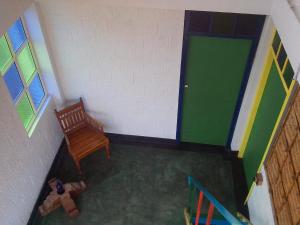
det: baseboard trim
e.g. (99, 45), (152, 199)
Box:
(27, 140), (66, 225)
(106, 132), (233, 155)
(106, 132), (178, 148)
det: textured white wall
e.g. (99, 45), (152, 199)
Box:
(24, 4), (65, 106)
(0, 90), (63, 224)
(248, 167), (276, 225)
(288, 0), (300, 21)
(0, 0), (34, 36)
(0, 4), (64, 224)
(38, 1), (184, 139)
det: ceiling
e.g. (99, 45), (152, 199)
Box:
(37, 0), (273, 15)
(288, 0), (300, 20)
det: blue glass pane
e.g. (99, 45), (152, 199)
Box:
(7, 18), (27, 52)
(3, 63), (24, 102)
(29, 73), (45, 109)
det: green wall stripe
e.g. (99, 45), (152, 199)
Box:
(243, 62), (286, 188)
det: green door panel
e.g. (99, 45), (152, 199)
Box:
(243, 62), (286, 188)
(180, 36), (252, 146)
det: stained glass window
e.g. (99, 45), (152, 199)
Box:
(272, 30), (295, 91)
(29, 73), (45, 109)
(283, 61), (294, 88)
(7, 18), (27, 52)
(277, 45), (287, 70)
(189, 11), (211, 33)
(272, 32), (281, 55)
(17, 44), (36, 83)
(16, 94), (35, 130)
(211, 13), (236, 36)
(3, 63), (24, 102)
(0, 36), (12, 74)
(0, 17), (46, 133)
(236, 15), (260, 36)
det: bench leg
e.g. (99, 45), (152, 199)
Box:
(74, 159), (82, 174)
(105, 143), (110, 159)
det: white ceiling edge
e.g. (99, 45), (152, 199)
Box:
(288, 0), (300, 5)
(295, 7), (300, 21)
(0, 0), (34, 36)
(287, 0), (300, 20)
(36, 0), (273, 15)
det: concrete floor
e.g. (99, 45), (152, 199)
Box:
(36, 143), (236, 225)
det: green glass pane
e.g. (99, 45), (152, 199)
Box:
(272, 32), (281, 54)
(0, 35), (12, 75)
(283, 61), (294, 88)
(277, 44), (287, 70)
(17, 44), (36, 83)
(16, 94), (35, 130)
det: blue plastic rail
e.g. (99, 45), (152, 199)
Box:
(187, 176), (246, 225)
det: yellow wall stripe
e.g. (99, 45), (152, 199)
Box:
(282, 58), (289, 75)
(240, 27), (297, 202)
(244, 182), (255, 204)
(257, 80), (296, 172)
(276, 42), (282, 58)
(238, 49), (273, 158)
(271, 49), (289, 93)
(244, 80), (296, 203)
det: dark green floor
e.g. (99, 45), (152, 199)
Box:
(37, 143), (236, 225)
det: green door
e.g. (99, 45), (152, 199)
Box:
(180, 36), (252, 146)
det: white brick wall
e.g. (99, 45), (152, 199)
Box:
(39, 1), (184, 139)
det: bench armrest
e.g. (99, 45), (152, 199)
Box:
(85, 113), (104, 132)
